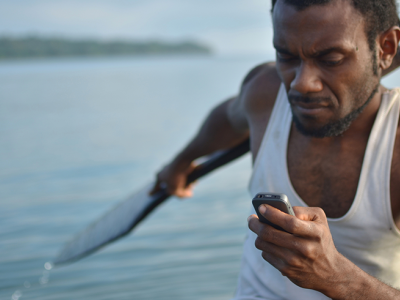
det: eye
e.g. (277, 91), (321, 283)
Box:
(322, 59), (343, 66)
(320, 54), (344, 66)
(276, 52), (297, 62)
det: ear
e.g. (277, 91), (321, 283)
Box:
(378, 26), (400, 71)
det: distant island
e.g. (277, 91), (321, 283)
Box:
(0, 37), (212, 59)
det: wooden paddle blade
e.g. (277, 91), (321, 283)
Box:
(53, 138), (250, 266)
(53, 183), (169, 265)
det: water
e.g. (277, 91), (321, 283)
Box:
(0, 54), (266, 300)
(1, 55), (400, 300)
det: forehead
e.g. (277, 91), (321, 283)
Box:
(273, 0), (366, 52)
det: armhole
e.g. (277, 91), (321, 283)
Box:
(250, 83), (286, 183)
(386, 88), (400, 236)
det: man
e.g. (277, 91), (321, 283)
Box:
(152, 0), (400, 298)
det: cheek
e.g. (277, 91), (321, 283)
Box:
(344, 66), (378, 107)
(320, 65), (366, 110)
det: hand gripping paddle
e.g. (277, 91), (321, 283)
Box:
(53, 139), (250, 266)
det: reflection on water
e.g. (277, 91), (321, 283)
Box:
(44, 262), (53, 271)
(1, 55), (400, 300)
(39, 270), (50, 285)
(10, 262), (53, 299)
(12, 290), (22, 300)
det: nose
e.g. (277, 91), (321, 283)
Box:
(290, 62), (323, 94)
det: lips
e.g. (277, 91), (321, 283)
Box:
(288, 94), (333, 116)
(291, 101), (330, 116)
(293, 101), (328, 109)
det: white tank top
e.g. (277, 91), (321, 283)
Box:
(245, 84), (400, 299)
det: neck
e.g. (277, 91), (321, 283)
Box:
(339, 85), (385, 140)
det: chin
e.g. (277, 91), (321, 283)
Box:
(292, 115), (351, 138)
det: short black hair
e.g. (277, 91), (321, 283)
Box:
(271, 0), (400, 52)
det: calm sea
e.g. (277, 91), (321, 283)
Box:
(1, 55), (400, 300)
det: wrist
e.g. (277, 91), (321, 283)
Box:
(170, 151), (195, 171)
(325, 255), (374, 300)
(321, 254), (360, 300)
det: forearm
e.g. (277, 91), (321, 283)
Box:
(151, 96), (249, 196)
(173, 98), (249, 165)
(326, 255), (400, 300)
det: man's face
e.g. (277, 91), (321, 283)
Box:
(273, 0), (380, 137)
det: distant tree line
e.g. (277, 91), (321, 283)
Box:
(0, 36), (212, 59)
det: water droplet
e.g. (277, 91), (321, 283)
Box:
(23, 281), (30, 288)
(11, 290), (22, 300)
(44, 262), (53, 270)
(39, 276), (49, 285)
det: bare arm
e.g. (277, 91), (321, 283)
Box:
(150, 98), (248, 197)
(170, 96), (249, 165)
(149, 64), (263, 197)
(335, 266), (400, 300)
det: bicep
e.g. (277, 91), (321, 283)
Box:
(226, 95), (249, 134)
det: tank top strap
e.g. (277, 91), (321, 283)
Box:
(354, 88), (400, 233)
(249, 83), (290, 194)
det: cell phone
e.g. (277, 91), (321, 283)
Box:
(252, 192), (295, 231)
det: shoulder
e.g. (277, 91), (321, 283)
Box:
(228, 61), (282, 158)
(240, 62), (282, 118)
(227, 61), (282, 134)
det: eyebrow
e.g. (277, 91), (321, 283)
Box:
(273, 45), (347, 57)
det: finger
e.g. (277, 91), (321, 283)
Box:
(258, 238), (304, 269)
(261, 250), (287, 276)
(258, 204), (318, 237)
(248, 214), (300, 249)
(258, 240), (304, 278)
(255, 237), (291, 259)
(261, 251), (284, 271)
(292, 206), (327, 223)
(175, 188), (193, 198)
(247, 214), (260, 232)
(174, 182), (195, 198)
(261, 250), (298, 278)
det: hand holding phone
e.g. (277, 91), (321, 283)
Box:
(252, 192), (295, 231)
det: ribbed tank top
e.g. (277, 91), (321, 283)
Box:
(245, 84), (400, 299)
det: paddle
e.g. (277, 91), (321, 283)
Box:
(53, 138), (250, 266)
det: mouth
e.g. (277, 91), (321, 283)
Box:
(291, 102), (330, 116)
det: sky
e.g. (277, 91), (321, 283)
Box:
(0, 0), (275, 55)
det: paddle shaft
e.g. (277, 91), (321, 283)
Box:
(135, 138), (251, 226)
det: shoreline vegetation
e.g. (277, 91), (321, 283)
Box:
(0, 36), (212, 59)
